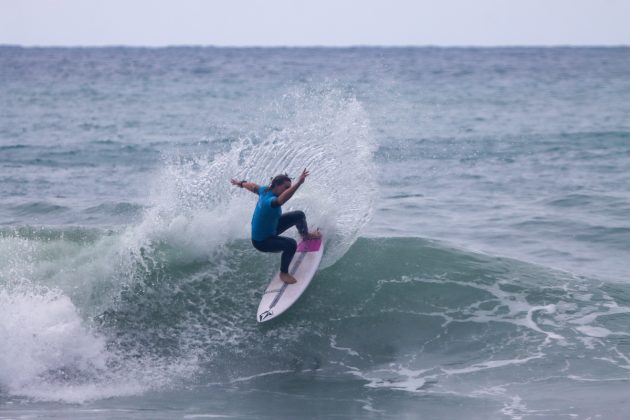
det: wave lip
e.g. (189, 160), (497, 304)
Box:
(137, 86), (377, 269)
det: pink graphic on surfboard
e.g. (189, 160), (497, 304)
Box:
(297, 237), (322, 252)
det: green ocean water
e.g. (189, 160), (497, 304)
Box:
(1, 47), (630, 419)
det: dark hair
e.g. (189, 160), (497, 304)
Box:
(270, 173), (292, 189)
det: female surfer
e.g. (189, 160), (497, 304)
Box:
(231, 169), (321, 284)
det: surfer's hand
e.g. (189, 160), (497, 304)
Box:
(230, 178), (242, 187)
(297, 168), (309, 185)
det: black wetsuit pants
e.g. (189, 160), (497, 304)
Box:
(252, 211), (308, 273)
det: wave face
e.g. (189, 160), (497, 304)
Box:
(2, 227), (630, 418)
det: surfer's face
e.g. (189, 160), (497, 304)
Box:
(272, 180), (291, 195)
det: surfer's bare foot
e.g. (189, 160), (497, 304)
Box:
(280, 272), (297, 284)
(302, 230), (321, 240)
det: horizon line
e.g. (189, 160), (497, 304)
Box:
(2, 43), (630, 49)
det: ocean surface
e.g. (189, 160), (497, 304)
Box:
(1, 46), (629, 419)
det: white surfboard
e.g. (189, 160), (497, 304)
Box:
(257, 236), (324, 323)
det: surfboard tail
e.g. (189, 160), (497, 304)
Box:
(256, 235), (324, 322)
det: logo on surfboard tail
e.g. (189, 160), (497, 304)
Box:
(259, 310), (274, 321)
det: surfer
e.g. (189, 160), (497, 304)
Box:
(231, 169), (321, 284)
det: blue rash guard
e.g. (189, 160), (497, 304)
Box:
(251, 186), (281, 241)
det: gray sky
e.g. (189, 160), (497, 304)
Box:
(1, 0), (629, 46)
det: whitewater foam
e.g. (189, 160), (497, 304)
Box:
(0, 286), (108, 398)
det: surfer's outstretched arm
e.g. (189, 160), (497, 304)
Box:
(230, 179), (259, 194)
(274, 168), (309, 207)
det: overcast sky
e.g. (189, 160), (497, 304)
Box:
(1, 0), (629, 47)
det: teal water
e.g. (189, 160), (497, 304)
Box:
(1, 47), (630, 419)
